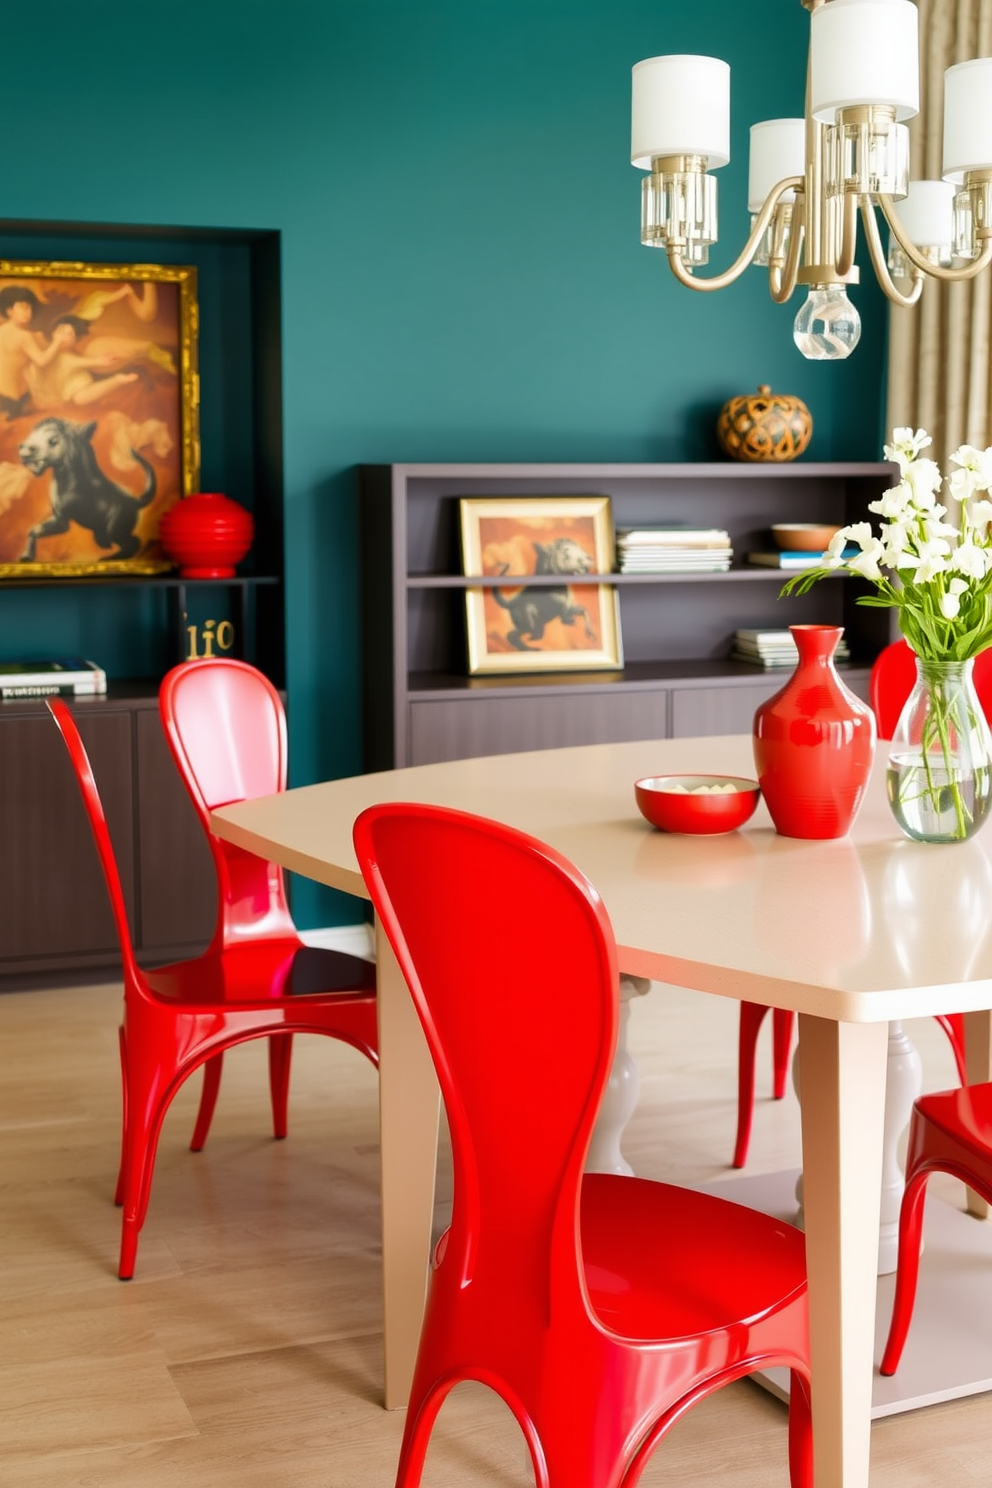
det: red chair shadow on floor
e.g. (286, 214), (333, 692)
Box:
(732, 638), (979, 1170)
(881, 1081), (992, 1375)
(354, 801), (812, 1488)
(47, 688), (377, 1280)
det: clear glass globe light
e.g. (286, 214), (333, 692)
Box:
(792, 286), (862, 360)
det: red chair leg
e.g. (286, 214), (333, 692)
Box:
(733, 1002), (771, 1168)
(772, 1009), (795, 1100)
(114, 1024), (128, 1206)
(269, 1033), (294, 1140)
(190, 1053), (224, 1152)
(787, 1368), (813, 1488)
(879, 1170), (930, 1375)
(935, 1013), (968, 1084)
(117, 1055), (184, 1280)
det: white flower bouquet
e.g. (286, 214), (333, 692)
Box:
(782, 428), (992, 841)
(782, 427), (992, 658)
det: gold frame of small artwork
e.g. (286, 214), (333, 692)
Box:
(0, 259), (199, 577)
(459, 495), (623, 674)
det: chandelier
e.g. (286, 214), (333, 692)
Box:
(631, 0), (992, 360)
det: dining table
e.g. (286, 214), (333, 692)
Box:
(210, 732), (992, 1488)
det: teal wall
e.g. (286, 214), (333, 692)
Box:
(0, 0), (887, 925)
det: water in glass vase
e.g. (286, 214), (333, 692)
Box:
(886, 752), (991, 843)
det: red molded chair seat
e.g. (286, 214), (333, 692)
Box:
(354, 802), (812, 1488)
(47, 691), (377, 1280)
(881, 1080), (992, 1375)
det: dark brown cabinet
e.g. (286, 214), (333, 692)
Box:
(360, 461), (895, 769)
(0, 692), (215, 982)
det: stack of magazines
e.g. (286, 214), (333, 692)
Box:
(616, 526), (732, 573)
(731, 629), (850, 669)
(0, 657), (108, 699)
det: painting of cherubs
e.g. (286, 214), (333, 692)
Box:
(0, 262), (198, 574)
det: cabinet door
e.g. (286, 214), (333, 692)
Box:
(134, 709), (217, 956)
(408, 690), (670, 765)
(671, 681), (789, 738)
(671, 671), (872, 737)
(0, 709), (134, 964)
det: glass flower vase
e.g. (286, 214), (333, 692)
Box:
(886, 656), (992, 843)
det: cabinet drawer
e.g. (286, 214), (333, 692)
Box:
(671, 670), (872, 738)
(408, 690), (670, 765)
(0, 710), (134, 962)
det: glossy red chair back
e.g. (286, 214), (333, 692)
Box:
(870, 638), (992, 739)
(47, 698), (143, 988)
(355, 803), (812, 1488)
(160, 658), (295, 947)
(357, 802), (617, 1295)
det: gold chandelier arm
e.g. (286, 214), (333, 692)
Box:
(860, 200), (924, 307)
(877, 193), (992, 281)
(836, 191), (859, 280)
(666, 175), (804, 291)
(769, 193), (805, 303)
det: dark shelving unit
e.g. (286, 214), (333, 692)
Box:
(360, 462), (898, 769)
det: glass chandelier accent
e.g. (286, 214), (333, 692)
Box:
(631, 0), (992, 360)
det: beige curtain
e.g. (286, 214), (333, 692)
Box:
(886, 0), (992, 466)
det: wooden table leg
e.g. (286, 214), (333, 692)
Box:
(798, 1015), (888, 1488)
(964, 1008), (992, 1220)
(376, 920), (441, 1410)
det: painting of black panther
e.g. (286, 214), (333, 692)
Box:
(18, 417), (156, 562)
(459, 496), (623, 674)
(0, 260), (198, 574)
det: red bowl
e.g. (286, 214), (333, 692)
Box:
(634, 775), (761, 835)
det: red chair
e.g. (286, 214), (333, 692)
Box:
(354, 802), (812, 1488)
(47, 694), (377, 1280)
(158, 657), (378, 1154)
(881, 1081), (992, 1375)
(869, 637), (992, 742)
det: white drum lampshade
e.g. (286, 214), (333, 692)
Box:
(892, 180), (954, 246)
(943, 58), (992, 183)
(631, 54), (730, 170)
(810, 0), (919, 122)
(748, 119), (806, 210)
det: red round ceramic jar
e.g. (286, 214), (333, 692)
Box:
(159, 493), (254, 578)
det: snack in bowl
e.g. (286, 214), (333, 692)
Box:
(634, 775), (761, 834)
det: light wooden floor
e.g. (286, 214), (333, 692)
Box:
(3, 974), (991, 1486)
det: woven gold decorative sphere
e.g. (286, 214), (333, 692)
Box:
(716, 384), (813, 462)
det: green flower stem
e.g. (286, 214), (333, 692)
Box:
(918, 669), (969, 838)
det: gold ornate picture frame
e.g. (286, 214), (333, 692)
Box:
(0, 259), (199, 577)
(459, 495), (623, 674)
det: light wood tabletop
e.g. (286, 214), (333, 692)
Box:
(212, 734), (992, 1488)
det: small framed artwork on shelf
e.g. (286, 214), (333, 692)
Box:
(459, 495), (623, 674)
(0, 259), (200, 577)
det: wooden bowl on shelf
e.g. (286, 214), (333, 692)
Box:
(771, 523), (841, 551)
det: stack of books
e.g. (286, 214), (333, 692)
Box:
(746, 546), (858, 570)
(0, 657), (108, 699)
(731, 629), (851, 669)
(617, 527), (732, 573)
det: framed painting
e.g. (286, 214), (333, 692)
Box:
(0, 259), (199, 577)
(459, 495), (623, 674)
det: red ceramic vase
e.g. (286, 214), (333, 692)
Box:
(752, 624), (876, 839)
(159, 493), (254, 579)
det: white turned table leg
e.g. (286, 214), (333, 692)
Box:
(794, 1018), (922, 1276)
(585, 975), (650, 1177)
(877, 1020), (923, 1273)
